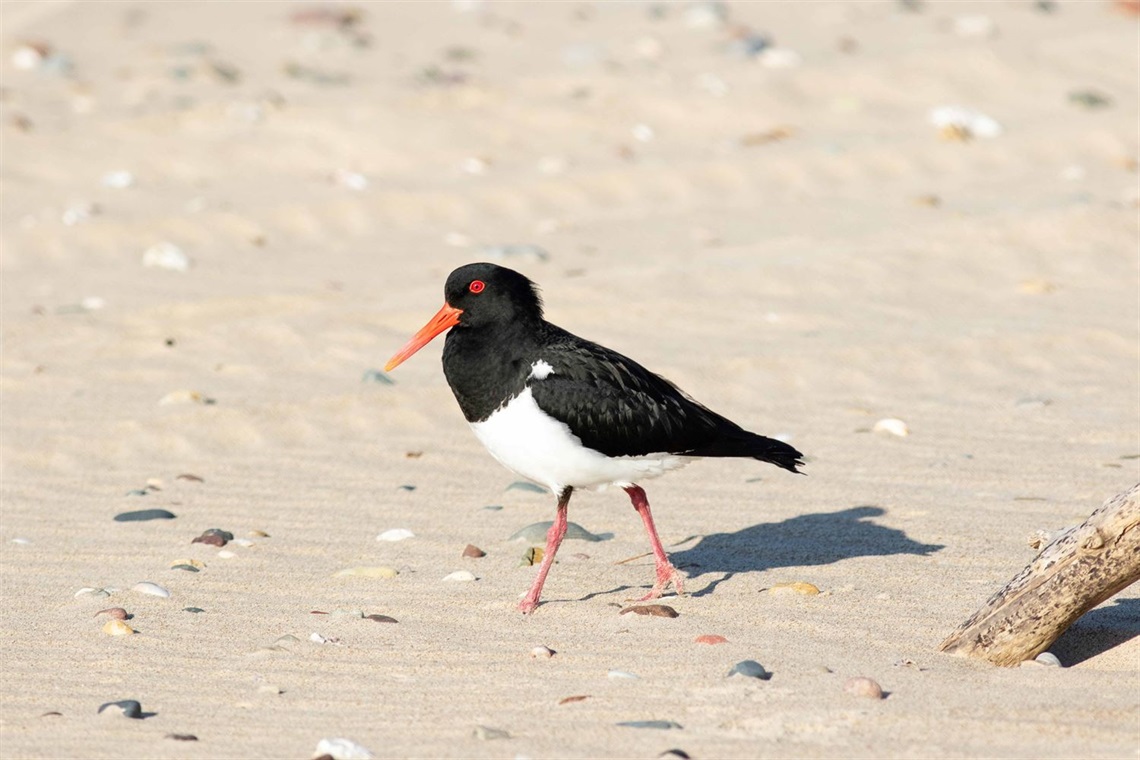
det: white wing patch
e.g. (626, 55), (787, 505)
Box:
(528, 359), (555, 380)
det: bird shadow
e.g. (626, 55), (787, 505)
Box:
(669, 505), (944, 597)
(1050, 597), (1140, 666)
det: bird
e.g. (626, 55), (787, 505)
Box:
(385, 263), (803, 614)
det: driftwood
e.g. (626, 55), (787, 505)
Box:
(939, 483), (1140, 666)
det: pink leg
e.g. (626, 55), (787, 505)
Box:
(624, 485), (685, 600)
(518, 487), (573, 614)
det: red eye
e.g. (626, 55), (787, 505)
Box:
(469, 280), (485, 293)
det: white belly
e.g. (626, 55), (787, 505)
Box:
(469, 387), (692, 493)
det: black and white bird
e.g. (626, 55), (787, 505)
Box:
(385, 263), (803, 614)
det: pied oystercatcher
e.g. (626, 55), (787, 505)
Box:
(385, 263), (803, 614)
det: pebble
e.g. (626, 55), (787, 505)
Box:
(1034, 652), (1062, 667)
(142, 242), (192, 272)
(694, 634), (728, 645)
(872, 418), (909, 437)
(559, 695), (589, 705)
(530, 646), (555, 659)
(170, 564), (199, 573)
(617, 720), (683, 730)
(10, 537), (31, 545)
(103, 619), (135, 636)
(313, 737), (375, 760)
(462, 544), (486, 558)
(75, 587), (110, 599)
(506, 480), (547, 493)
(519, 547), (544, 566)
(217, 550), (236, 559)
(131, 582), (170, 598)
(94, 608), (129, 620)
(159, 390), (214, 405)
(727, 660), (771, 680)
(169, 558), (205, 570)
(166, 734), (198, 742)
(442, 570), (477, 582)
(659, 751), (692, 760)
(335, 566), (399, 579)
(100, 169), (135, 189)
(844, 676), (885, 699)
(608, 670), (640, 679)
(376, 528), (415, 542)
(12, 42), (49, 70)
(929, 106), (1002, 140)
(192, 528), (233, 547)
(361, 369), (395, 384)
(183, 607), (205, 613)
(768, 581), (820, 596)
(509, 521), (604, 543)
(1068, 90), (1112, 109)
(98, 700), (142, 718)
(472, 725), (510, 740)
(114, 509), (176, 522)
(177, 473), (205, 482)
(364, 614), (398, 623)
(619, 604), (678, 618)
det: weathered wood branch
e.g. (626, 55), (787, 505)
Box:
(939, 483), (1140, 666)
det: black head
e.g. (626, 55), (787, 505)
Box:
(444, 262), (544, 328)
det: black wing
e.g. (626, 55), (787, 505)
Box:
(528, 326), (803, 472)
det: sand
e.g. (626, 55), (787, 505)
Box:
(1, 1), (1138, 758)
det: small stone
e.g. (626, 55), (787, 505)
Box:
(335, 566), (398, 579)
(608, 670), (640, 679)
(75, 587), (110, 599)
(1034, 652), (1062, 667)
(472, 725), (510, 740)
(727, 660), (771, 680)
(376, 528), (414, 542)
(872, 418), (909, 437)
(142, 242), (191, 272)
(1068, 89), (1112, 109)
(182, 607), (205, 613)
(616, 720), (682, 730)
(844, 676), (884, 699)
(363, 614), (398, 623)
(10, 537), (31, 545)
(442, 570), (477, 582)
(509, 521), (604, 543)
(94, 608), (129, 620)
(519, 547), (544, 567)
(98, 700), (142, 718)
(103, 619), (135, 636)
(131, 582), (170, 598)
(170, 564), (200, 573)
(192, 528), (233, 547)
(559, 695), (589, 705)
(176, 473), (205, 482)
(619, 604), (679, 618)
(114, 509), (176, 522)
(217, 549), (236, 559)
(165, 734), (198, 741)
(530, 646), (555, 658)
(929, 106), (1002, 140)
(694, 634), (728, 645)
(659, 751), (692, 760)
(313, 737), (375, 760)
(768, 581), (821, 596)
(101, 170), (135, 189)
(159, 390), (214, 405)
(462, 544), (486, 558)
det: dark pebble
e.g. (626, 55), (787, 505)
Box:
(619, 604), (679, 618)
(98, 700), (142, 718)
(114, 509), (176, 522)
(192, 528), (233, 546)
(463, 544), (486, 558)
(727, 660), (771, 680)
(659, 751), (691, 759)
(39, 712), (63, 718)
(124, 489), (150, 497)
(183, 607), (205, 613)
(364, 614), (398, 623)
(176, 473), (204, 482)
(93, 607), (130, 620)
(165, 734), (198, 742)
(397, 484), (416, 491)
(171, 564), (200, 572)
(616, 720), (682, 730)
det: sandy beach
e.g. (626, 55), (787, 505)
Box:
(1, 1), (1138, 758)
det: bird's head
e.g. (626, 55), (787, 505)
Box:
(385, 262), (543, 371)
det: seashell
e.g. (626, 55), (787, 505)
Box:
(631, 124), (655, 142)
(442, 570), (477, 582)
(462, 544), (486, 558)
(169, 558), (204, 569)
(216, 550), (236, 559)
(619, 604), (679, 618)
(559, 695), (589, 705)
(1034, 652), (1062, 667)
(768, 581), (820, 596)
(10, 537), (31, 545)
(335, 566), (398, 579)
(101, 170), (135, 189)
(98, 700), (142, 718)
(530, 645), (555, 658)
(872, 418), (909, 437)
(844, 676), (884, 699)
(472, 725), (510, 741)
(694, 634), (728, 645)
(94, 608), (129, 620)
(376, 528), (414, 542)
(607, 669), (640, 679)
(103, 619), (135, 636)
(313, 738), (374, 760)
(131, 582), (170, 598)
(616, 720), (683, 730)
(142, 242), (191, 272)
(364, 614), (398, 623)
(75, 587), (110, 599)
(929, 106), (1002, 140)
(518, 547), (544, 566)
(727, 660), (771, 679)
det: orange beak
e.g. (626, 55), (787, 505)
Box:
(384, 303), (463, 372)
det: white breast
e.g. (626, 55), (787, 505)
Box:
(469, 387), (692, 493)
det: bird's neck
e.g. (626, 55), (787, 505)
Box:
(442, 319), (542, 423)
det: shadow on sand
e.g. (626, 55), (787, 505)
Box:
(1050, 596), (1140, 666)
(669, 505), (944, 597)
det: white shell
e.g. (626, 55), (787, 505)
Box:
(442, 570), (477, 582)
(929, 106), (1003, 139)
(873, 418), (910, 437)
(313, 737), (374, 760)
(131, 581), (170, 598)
(142, 242), (191, 272)
(376, 528), (415, 542)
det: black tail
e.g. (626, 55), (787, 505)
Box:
(688, 431), (805, 474)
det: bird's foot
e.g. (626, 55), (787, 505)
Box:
(517, 595), (540, 615)
(636, 563), (686, 601)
